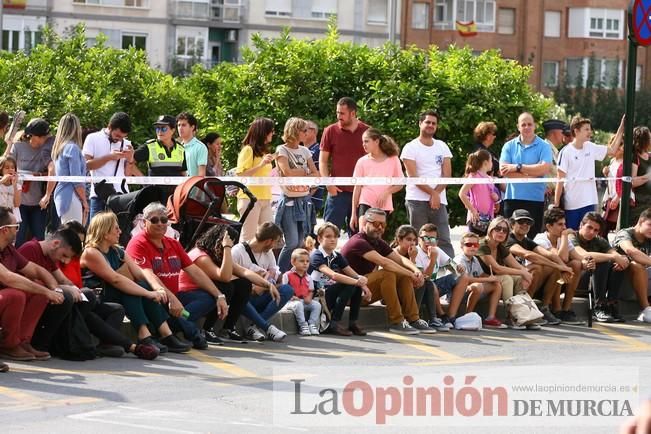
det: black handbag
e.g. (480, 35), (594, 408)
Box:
(93, 139), (128, 202)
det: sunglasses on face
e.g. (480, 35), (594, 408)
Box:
(493, 226), (509, 234)
(366, 219), (386, 229)
(420, 236), (437, 243)
(147, 216), (169, 225)
(515, 220), (531, 226)
(0, 224), (19, 230)
(155, 126), (169, 133)
(463, 242), (480, 248)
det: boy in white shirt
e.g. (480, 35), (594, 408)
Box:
(554, 116), (618, 229)
(415, 224), (470, 328)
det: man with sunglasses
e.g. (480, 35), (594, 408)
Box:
(341, 208), (434, 334)
(0, 207), (65, 361)
(134, 115), (187, 201)
(505, 209), (572, 325)
(83, 112), (136, 220)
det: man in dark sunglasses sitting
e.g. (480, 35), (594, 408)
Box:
(341, 208), (434, 335)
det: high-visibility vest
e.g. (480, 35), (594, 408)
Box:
(146, 139), (184, 170)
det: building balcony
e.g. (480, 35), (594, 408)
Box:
(3, 0), (48, 10)
(173, 0), (242, 24)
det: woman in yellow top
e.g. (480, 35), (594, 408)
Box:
(236, 117), (275, 242)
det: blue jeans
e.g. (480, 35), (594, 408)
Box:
(324, 191), (353, 232)
(90, 197), (106, 221)
(242, 284), (293, 330)
(17, 205), (47, 247)
(177, 290), (216, 321)
(278, 207), (306, 272)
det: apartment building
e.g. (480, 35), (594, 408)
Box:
(401, 0), (649, 91)
(0, 0), (398, 72)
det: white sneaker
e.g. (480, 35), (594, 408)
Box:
(246, 325), (266, 342)
(298, 323), (311, 336)
(267, 325), (287, 342)
(308, 323), (320, 335)
(637, 306), (651, 323)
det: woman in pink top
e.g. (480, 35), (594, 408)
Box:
(350, 128), (404, 231)
(459, 149), (499, 235)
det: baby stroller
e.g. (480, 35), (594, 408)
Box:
(106, 185), (163, 246)
(167, 176), (256, 250)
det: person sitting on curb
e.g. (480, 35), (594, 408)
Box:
(532, 208), (585, 325)
(231, 222), (293, 342)
(126, 202), (228, 350)
(340, 208), (435, 335)
(0, 206), (64, 361)
(569, 212), (630, 323)
(81, 211), (191, 354)
(612, 207), (651, 323)
(309, 222), (371, 336)
(505, 209), (571, 326)
(282, 249), (322, 336)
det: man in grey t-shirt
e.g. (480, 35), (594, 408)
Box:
(11, 118), (54, 247)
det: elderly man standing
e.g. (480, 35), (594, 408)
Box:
(319, 97), (369, 232)
(401, 110), (454, 257)
(500, 112), (553, 235)
(126, 202), (229, 350)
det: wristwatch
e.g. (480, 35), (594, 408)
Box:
(516, 163), (523, 173)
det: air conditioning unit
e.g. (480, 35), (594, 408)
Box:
(226, 29), (238, 42)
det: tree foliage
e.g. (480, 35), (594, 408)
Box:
(185, 26), (554, 228)
(0, 24), (190, 146)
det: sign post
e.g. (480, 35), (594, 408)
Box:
(623, 0), (651, 225)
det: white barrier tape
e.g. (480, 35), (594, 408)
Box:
(17, 174), (633, 186)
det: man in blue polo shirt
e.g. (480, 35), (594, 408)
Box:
(500, 112), (553, 235)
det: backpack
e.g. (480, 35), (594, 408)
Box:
(51, 305), (97, 361)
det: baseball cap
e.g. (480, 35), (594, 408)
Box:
(25, 118), (50, 136)
(511, 209), (534, 223)
(542, 119), (568, 134)
(153, 115), (176, 128)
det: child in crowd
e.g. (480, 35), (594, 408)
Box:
(415, 224), (472, 329)
(459, 149), (498, 236)
(0, 156), (21, 223)
(453, 232), (506, 328)
(392, 225), (449, 331)
(283, 248), (322, 335)
(350, 128), (404, 231)
(309, 222), (371, 336)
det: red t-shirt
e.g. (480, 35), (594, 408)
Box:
(126, 232), (193, 294)
(0, 244), (29, 288)
(320, 121), (368, 192)
(17, 239), (58, 273)
(59, 257), (83, 288)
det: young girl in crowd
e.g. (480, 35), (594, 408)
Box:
(392, 225), (449, 331)
(459, 149), (499, 236)
(283, 248), (321, 336)
(0, 156), (21, 223)
(350, 128), (403, 231)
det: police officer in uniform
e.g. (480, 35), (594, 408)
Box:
(134, 115), (187, 201)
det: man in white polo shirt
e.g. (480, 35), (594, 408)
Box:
(400, 110), (454, 258)
(83, 112), (135, 219)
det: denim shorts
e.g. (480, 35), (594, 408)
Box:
(434, 274), (458, 298)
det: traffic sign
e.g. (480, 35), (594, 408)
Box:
(631, 0), (651, 46)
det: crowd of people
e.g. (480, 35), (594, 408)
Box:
(0, 97), (650, 375)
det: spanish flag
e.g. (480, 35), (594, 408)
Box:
(455, 20), (477, 37)
(3, 0), (27, 9)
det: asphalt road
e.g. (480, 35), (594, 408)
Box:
(1, 321), (650, 434)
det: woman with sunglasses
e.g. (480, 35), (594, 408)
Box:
(81, 211), (191, 353)
(126, 202), (228, 350)
(475, 217), (534, 320)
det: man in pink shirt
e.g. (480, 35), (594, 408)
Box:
(319, 97), (369, 231)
